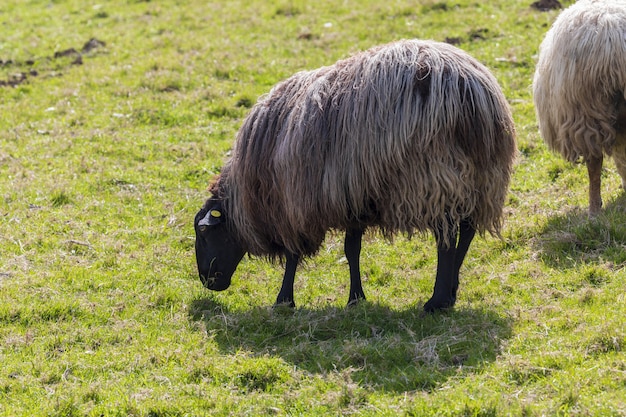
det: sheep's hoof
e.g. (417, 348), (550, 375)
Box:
(588, 209), (601, 218)
(423, 296), (455, 313)
(588, 200), (602, 217)
(346, 295), (366, 308)
(273, 300), (296, 309)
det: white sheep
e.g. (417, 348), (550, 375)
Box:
(533, 0), (626, 215)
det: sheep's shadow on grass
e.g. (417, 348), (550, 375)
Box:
(188, 296), (512, 392)
(533, 193), (626, 269)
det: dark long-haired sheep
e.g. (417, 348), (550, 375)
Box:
(533, 0), (626, 216)
(195, 39), (516, 312)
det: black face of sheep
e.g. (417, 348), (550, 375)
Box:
(194, 39), (516, 312)
(194, 199), (245, 291)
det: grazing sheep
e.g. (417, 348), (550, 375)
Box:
(195, 39), (516, 312)
(532, 0), (626, 215)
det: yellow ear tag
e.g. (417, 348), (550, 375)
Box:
(210, 210), (222, 218)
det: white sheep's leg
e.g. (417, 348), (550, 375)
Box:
(345, 228), (366, 306)
(613, 147), (626, 190)
(615, 97), (626, 189)
(586, 155), (603, 216)
(613, 155), (626, 189)
(274, 252), (299, 308)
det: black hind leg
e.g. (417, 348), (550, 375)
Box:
(423, 219), (476, 313)
(345, 228), (366, 306)
(275, 252), (299, 308)
(450, 219), (476, 297)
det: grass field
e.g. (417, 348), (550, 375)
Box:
(2, 0), (626, 415)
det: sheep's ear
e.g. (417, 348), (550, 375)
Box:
(199, 205), (223, 227)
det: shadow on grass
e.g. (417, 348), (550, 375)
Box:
(188, 296), (512, 392)
(533, 193), (626, 269)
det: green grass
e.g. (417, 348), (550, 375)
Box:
(2, 0), (626, 415)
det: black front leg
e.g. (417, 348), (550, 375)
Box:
(275, 251), (299, 308)
(345, 228), (366, 306)
(423, 219), (476, 313)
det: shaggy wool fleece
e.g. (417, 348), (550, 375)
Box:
(213, 39), (516, 257)
(533, 0), (626, 163)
